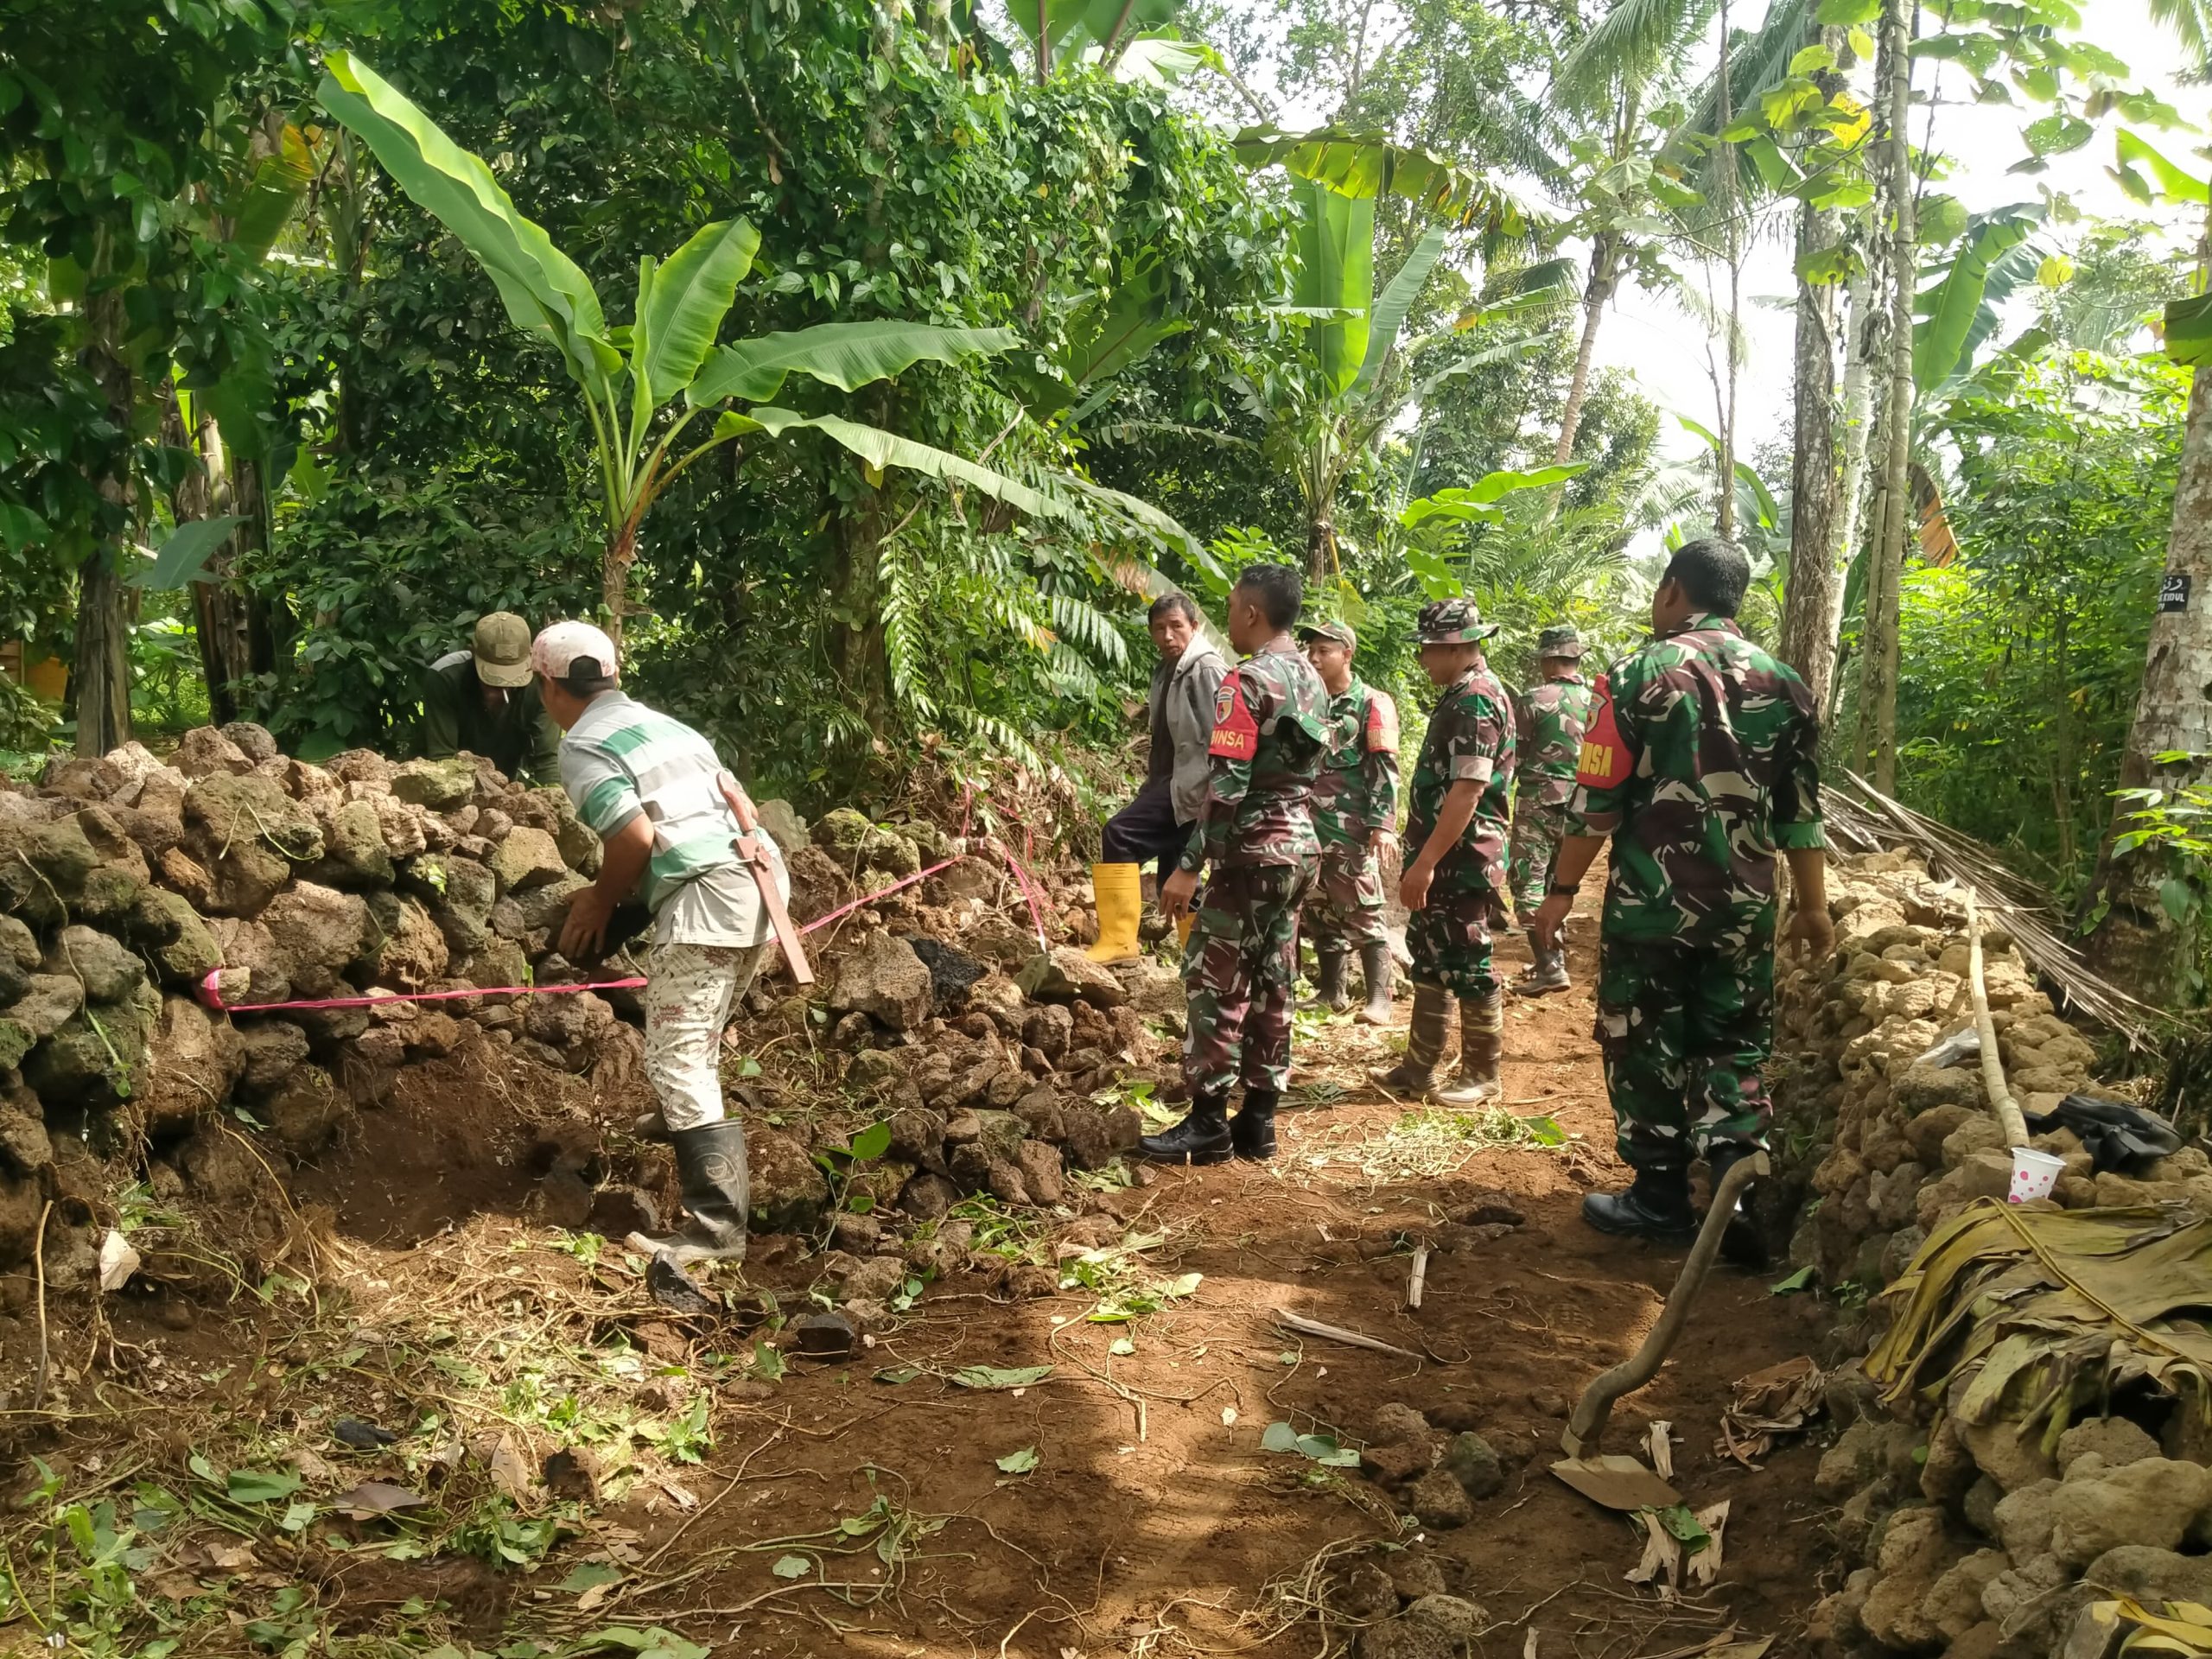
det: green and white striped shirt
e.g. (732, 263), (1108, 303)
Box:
(557, 691), (786, 948)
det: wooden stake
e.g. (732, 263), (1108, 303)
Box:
(1406, 1244), (1430, 1311)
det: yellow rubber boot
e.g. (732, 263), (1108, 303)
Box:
(1084, 862), (1142, 963)
(1176, 913), (1194, 951)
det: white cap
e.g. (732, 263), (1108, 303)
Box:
(531, 619), (620, 682)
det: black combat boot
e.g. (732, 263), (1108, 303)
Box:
(1354, 942), (1394, 1027)
(1141, 1090), (1233, 1166)
(1580, 1166), (1696, 1243)
(1706, 1142), (1770, 1268)
(1230, 1088), (1279, 1160)
(626, 1119), (751, 1265)
(1303, 950), (1351, 1013)
(1370, 985), (1449, 1094)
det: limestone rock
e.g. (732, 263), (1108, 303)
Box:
(1014, 946), (1128, 1008)
(234, 1020), (311, 1100)
(1014, 1139), (1064, 1205)
(125, 888), (223, 987)
(1442, 1432), (1504, 1500)
(1920, 1549), (2011, 1645)
(1401, 1595), (1485, 1641)
(391, 758), (478, 811)
(1961, 1416), (2058, 1493)
(750, 1131), (830, 1233)
(173, 726), (254, 778)
(1405, 1468), (1471, 1529)
(2056, 1418), (2160, 1478)
(369, 893), (450, 993)
(41, 925), (143, 1005)
(2048, 1457), (2212, 1567)
(830, 933), (932, 1032)
(318, 799), (395, 888)
(135, 996), (245, 1132)
(2082, 1544), (2212, 1609)
(267, 1065), (348, 1155)
(1859, 1505), (1963, 1651)
(258, 882), (372, 998)
(488, 825), (567, 893)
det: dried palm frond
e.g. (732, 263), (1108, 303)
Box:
(1826, 770), (2166, 1046)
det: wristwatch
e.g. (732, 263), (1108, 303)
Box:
(1549, 883), (1580, 898)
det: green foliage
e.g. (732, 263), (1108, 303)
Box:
(1847, 351), (2187, 896)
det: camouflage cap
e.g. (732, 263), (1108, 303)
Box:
(1299, 620), (1357, 652)
(1535, 624), (1586, 659)
(1413, 598), (1497, 645)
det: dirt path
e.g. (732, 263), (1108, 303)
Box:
(600, 904), (1835, 1657)
(32, 895), (1839, 1659)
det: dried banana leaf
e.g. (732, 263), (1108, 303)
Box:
(1866, 1199), (2212, 1437)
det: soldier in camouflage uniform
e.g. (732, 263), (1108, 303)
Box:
(1296, 620), (1400, 1025)
(1532, 539), (1833, 1250)
(1145, 564), (1330, 1166)
(1371, 600), (1516, 1107)
(1509, 624), (1593, 995)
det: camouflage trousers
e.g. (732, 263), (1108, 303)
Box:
(642, 941), (766, 1131)
(1507, 798), (1571, 918)
(1301, 842), (1389, 950)
(1406, 881), (1502, 999)
(1184, 862), (1312, 1096)
(1593, 933), (1775, 1172)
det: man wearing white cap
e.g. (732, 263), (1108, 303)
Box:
(419, 611), (563, 784)
(532, 620), (791, 1266)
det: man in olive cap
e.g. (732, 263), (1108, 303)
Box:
(1372, 599), (1516, 1105)
(420, 611), (563, 785)
(1296, 619), (1399, 1023)
(1510, 624), (1594, 994)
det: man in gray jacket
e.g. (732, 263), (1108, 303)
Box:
(1087, 592), (1227, 963)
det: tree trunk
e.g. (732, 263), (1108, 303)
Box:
(2085, 354), (2212, 998)
(1778, 193), (1842, 706)
(1715, 0), (1740, 543)
(74, 289), (134, 758)
(1834, 235), (1881, 578)
(1554, 233), (1620, 467)
(1865, 0), (1916, 795)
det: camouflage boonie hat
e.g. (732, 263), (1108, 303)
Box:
(1299, 620), (1357, 651)
(1413, 599), (1497, 645)
(1535, 624), (1586, 659)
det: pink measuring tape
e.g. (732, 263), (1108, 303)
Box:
(197, 811), (1056, 1016)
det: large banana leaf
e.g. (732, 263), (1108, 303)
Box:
(1234, 124), (1536, 240)
(1031, 255), (1189, 419)
(1292, 181), (1376, 400)
(1008, 0), (1183, 65)
(1350, 226), (1449, 401)
(632, 219), (760, 412)
(746, 407), (1073, 524)
(318, 53), (619, 409)
(1912, 205), (2044, 394)
(1402, 464), (1588, 528)
(226, 124), (314, 264)
(690, 321), (1020, 407)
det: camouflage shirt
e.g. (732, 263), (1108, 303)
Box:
(1571, 613), (1824, 945)
(1514, 673), (1592, 810)
(1178, 638), (1330, 874)
(1405, 658), (1517, 896)
(1311, 678), (1401, 848)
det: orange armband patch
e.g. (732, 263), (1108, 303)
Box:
(1575, 673), (1634, 790)
(1210, 677), (1259, 760)
(1364, 692), (1399, 754)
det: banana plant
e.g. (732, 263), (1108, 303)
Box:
(1006, 0), (1186, 85)
(318, 53), (1051, 637)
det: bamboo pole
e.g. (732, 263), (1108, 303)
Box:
(1966, 887), (2031, 1147)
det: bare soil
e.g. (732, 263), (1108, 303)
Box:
(8, 893), (1842, 1658)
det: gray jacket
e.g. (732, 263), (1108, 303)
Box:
(1153, 639), (1228, 825)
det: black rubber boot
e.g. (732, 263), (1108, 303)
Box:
(1370, 984), (1450, 1093)
(626, 1119), (750, 1265)
(1580, 1166), (1696, 1243)
(1355, 942), (1394, 1027)
(1230, 1089), (1279, 1160)
(1706, 1142), (1770, 1269)
(1141, 1090), (1233, 1166)
(1303, 950), (1351, 1013)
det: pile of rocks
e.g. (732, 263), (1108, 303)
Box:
(1770, 850), (2191, 1294)
(0, 725), (652, 1272)
(0, 722), (1179, 1296)
(1768, 850), (2212, 1657)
